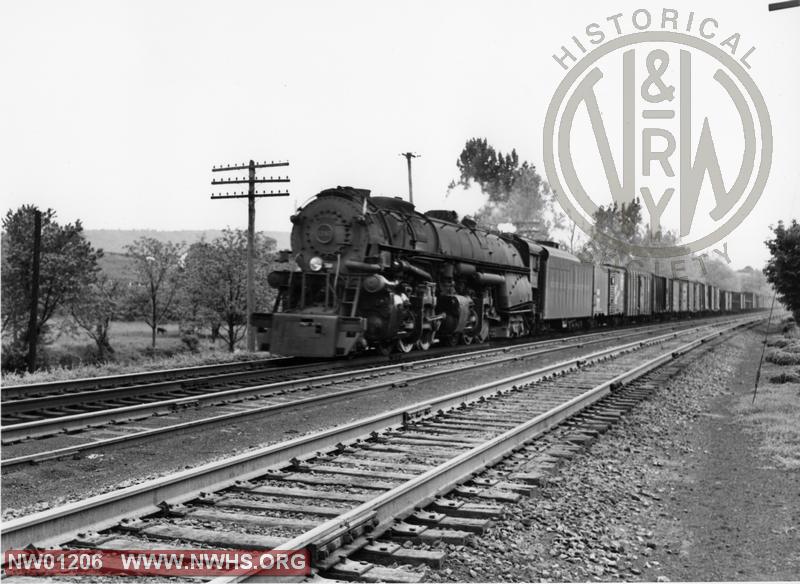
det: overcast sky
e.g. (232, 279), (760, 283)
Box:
(1, 0), (798, 269)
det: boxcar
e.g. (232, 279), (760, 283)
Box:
(592, 265), (609, 317)
(539, 245), (594, 320)
(625, 269), (652, 317)
(653, 275), (669, 314)
(606, 266), (626, 316)
(722, 290), (732, 311)
(671, 279), (681, 312)
(743, 292), (754, 310)
(731, 291), (742, 311)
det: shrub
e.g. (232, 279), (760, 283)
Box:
(766, 348), (800, 366)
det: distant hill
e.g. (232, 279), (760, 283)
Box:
(84, 229), (291, 254)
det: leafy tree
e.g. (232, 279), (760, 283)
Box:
(182, 229), (276, 352)
(580, 199), (643, 265)
(454, 138), (520, 203)
(67, 274), (121, 360)
(124, 237), (185, 348)
(452, 138), (561, 239)
(764, 219), (800, 319)
(1, 205), (101, 370)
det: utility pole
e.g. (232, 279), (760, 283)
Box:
(400, 152), (420, 205)
(211, 160), (290, 351)
(26, 209), (42, 373)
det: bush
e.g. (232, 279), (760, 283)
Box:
(1, 342), (28, 372)
(181, 332), (200, 353)
(766, 347), (800, 366)
(769, 369), (800, 384)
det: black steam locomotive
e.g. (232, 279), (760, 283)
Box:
(252, 186), (766, 357)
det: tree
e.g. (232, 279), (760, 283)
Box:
(454, 138), (520, 203)
(68, 274), (121, 360)
(1, 205), (101, 370)
(452, 138), (561, 239)
(580, 199), (643, 265)
(182, 229), (276, 352)
(124, 237), (185, 348)
(764, 219), (800, 319)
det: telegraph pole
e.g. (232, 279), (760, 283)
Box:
(211, 160), (290, 351)
(400, 152), (420, 204)
(26, 209), (42, 373)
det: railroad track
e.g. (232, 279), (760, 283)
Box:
(2, 315), (759, 582)
(0, 356), (305, 401)
(1, 316), (747, 465)
(1, 313), (744, 416)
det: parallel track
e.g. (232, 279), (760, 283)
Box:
(1, 316), (748, 461)
(2, 316), (759, 579)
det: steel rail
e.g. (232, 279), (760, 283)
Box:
(0, 316), (758, 553)
(0, 317), (741, 448)
(1, 313), (745, 407)
(1, 356), (301, 401)
(1, 320), (689, 414)
(234, 323), (736, 581)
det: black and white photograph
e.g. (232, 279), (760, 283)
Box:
(1, 1), (799, 581)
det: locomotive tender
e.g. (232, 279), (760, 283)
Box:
(252, 186), (766, 357)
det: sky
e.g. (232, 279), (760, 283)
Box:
(1, 0), (798, 270)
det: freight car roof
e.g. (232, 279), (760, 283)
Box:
(537, 243), (581, 263)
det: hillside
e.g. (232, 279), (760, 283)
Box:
(84, 229), (291, 254)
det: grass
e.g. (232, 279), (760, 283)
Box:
(735, 320), (800, 470)
(1, 320), (260, 386)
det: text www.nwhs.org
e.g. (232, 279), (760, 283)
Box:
(4, 549), (310, 576)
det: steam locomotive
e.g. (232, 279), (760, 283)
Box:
(252, 186), (766, 357)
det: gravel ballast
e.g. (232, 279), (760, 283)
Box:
(424, 328), (800, 582)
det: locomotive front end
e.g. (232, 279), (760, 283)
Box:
(252, 187), (374, 357)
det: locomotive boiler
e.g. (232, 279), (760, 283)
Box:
(252, 186), (539, 357)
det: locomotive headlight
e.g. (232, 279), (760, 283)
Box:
(308, 256), (324, 272)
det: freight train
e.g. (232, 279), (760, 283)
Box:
(252, 186), (767, 357)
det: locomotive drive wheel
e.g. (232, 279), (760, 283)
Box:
(396, 336), (415, 353)
(416, 329), (435, 351)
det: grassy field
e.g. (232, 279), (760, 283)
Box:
(2, 320), (258, 386)
(735, 318), (800, 470)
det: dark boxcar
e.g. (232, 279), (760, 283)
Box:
(653, 275), (668, 314)
(732, 291), (742, 311)
(539, 245), (594, 320)
(592, 265), (609, 317)
(625, 269), (652, 317)
(743, 292), (754, 309)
